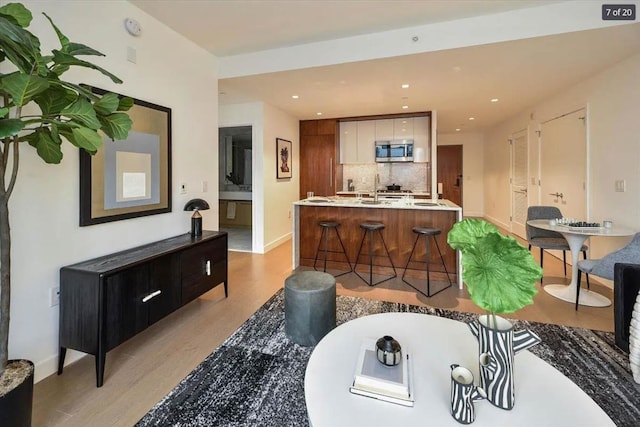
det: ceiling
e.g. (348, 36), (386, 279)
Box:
(130, 1), (640, 133)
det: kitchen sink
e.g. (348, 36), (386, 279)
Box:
(360, 200), (382, 205)
(414, 202), (439, 207)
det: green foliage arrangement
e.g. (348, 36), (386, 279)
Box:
(0, 2), (132, 379)
(447, 218), (542, 317)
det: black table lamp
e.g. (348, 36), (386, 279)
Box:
(184, 198), (210, 237)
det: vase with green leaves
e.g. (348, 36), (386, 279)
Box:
(447, 218), (543, 410)
(0, 3), (132, 425)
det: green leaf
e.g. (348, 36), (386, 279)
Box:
(98, 112), (132, 140)
(117, 97), (134, 112)
(93, 93), (119, 115)
(52, 50), (123, 84)
(42, 12), (69, 50)
(0, 15), (41, 73)
(27, 128), (63, 163)
(0, 107), (9, 118)
(0, 3), (33, 27)
(447, 218), (499, 251)
(69, 127), (103, 152)
(0, 118), (25, 138)
(65, 42), (104, 57)
(61, 98), (101, 129)
(34, 86), (77, 115)
(0, 73), (49, 106)
(461, 232), (541, 314)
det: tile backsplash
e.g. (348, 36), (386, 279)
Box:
(342, 163), (429, 193)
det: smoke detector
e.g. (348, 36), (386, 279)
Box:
(124, 18), (142, 37)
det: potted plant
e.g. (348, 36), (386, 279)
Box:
(0, 3), (132, 425)
(447, 218), (543, 410)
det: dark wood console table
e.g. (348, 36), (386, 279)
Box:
(58, 230), (228, 387)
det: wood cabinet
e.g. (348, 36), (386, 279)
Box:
(58, 231), (228, 387)
(300, 119), (337, 198)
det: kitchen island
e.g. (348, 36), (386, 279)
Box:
(292, 197), (462, 288)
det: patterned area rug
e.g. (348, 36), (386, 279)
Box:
(137, 290), (640, 426)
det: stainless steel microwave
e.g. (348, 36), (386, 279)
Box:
(375, 140), (414, 162)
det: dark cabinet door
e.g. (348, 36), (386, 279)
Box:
(104, 264), (149, 351)
(181, 236), (227, 304)
(300, 119), (337, 198)
(148, 254), (181, 324)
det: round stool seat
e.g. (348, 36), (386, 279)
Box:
(285, 271), (336, 346)
(360, 222), (385, 231)
(412, 226), (441, 236)
(318, 221), (340, 228)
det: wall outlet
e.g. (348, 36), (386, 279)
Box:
(50, 286), (60, 307)
(202, 181), (208, 192)
(180, 182), (187, 194)
(615, 179), (626, 192)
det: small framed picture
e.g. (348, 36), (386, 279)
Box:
(276, 138), (292, 179)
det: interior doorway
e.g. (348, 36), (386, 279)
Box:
(437, 145), (463, 207)
(510, 129), (529, 238)
(219, 126), (253, 251)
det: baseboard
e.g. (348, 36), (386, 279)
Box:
(34, 349), (86, 384)
(482, 214), (510, 231)
(263, 232), (291, 253)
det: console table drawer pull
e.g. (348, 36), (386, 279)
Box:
(206, 260), (211, 276)
(142, 290), (162, 303)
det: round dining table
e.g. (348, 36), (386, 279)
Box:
(526, 219), (635, 307)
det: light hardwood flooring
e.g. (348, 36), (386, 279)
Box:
(33, 238), (612, 426)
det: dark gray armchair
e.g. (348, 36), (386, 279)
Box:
(526, 206), (588, 283)
(577, 233), (640, 310)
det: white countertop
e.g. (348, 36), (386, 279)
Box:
(336, 191), (431, 197)
(294, 197), (460, 212)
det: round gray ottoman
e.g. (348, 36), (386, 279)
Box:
(285, 271), (336, 346)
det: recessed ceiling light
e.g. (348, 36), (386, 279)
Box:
(468, 117), (475, 120)
(455, 128), (461, 132)
(402, 120), (407, 124)
(490, 98), (499, 103)
(401, 84), (409, 89)
(453, 66), (462, 72)
(402, 105), (409, 109)
(292, 95), (299, 99)
(316, 112), (323, 116)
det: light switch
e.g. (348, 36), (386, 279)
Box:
(615, 180), (626, 192)
(202, 181), (208, 192)
(126, 46), (137, 63)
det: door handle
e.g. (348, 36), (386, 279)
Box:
(549, 192), (563, 199)
(455, 175), (462, 187)
(515, 189), (528, 194)
(206, 260), (211, 276)
(142, 290), (162, 303)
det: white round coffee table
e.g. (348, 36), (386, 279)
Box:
(304, 312), (614, 426)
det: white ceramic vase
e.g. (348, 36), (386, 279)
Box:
(630, 290), (640, 384)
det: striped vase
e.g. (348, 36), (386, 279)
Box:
(468, 315), (541, 410)
(630, 290), (640, 384)
(450, 364), (486, 424)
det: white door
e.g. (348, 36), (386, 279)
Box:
(540, 108), (588, 264)
(510, 129), (528, 238)
(540, 109), (587, 220)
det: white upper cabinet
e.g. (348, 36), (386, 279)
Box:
(375, 119), (394, 141)
(339, 121), (358, 164)
(357, 120), (376, 163)
(340, 115), (431, 163)
(393, 118), (413, 141)
(413, 116), (430, 163)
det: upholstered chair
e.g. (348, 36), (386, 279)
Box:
(577, 233), (640, 310)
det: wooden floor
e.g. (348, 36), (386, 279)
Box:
(33, 238), (613, 426)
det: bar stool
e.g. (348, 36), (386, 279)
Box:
(353, 222), (397, 286)
(313, 221), (352, 277)
(402, 226), (453, 297)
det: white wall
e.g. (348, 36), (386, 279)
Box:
(484, 53), (640, 263)
(262, 104), (300, 251)
(438, 133), (485, 217)
(219, 102), (299, 253)
(11, 0), (218, 382)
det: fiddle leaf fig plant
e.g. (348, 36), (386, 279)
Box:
(447, 218), (542, 317)
(0, 2), (132, 382)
